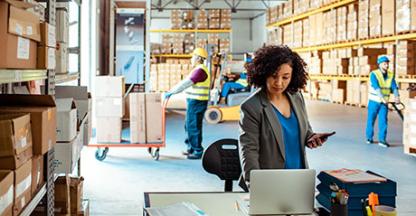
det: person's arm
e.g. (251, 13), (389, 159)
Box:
(239, 103), (260, 188)
(391, 77), (399, 98)
(167, 68), (207, 95)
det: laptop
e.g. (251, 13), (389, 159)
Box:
(247, 169), (316, 215)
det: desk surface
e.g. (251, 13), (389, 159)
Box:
(144, 192), (327, 216)
(144, 192), (247, 215)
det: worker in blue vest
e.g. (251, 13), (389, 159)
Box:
(164, 48), (211, 159)
(366, 56), (400, 148)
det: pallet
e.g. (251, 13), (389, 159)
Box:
(345, 102), (366, 108)
(332, 101), (344, 105)
(404, 145), (416, 156)
(398, 75), (413, 79)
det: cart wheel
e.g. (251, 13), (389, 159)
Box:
(95, 147), (109, 161)
(147, 147), (152, 155)
(205, 107), (222, 124)
(151, 148), (160, 161)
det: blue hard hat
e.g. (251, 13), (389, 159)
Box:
(377, 56), (390, 65)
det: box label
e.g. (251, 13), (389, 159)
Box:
(18, 137), (27, 149)
(17, 37), (30, 60)
(16, 175), (32, 197)
(15, 24), (23, 35)
(0, 185), (13, 214)
(26, 26), (33, 36)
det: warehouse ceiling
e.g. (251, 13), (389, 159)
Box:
(150, 0), (287, 19)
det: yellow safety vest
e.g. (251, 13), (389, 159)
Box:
(368, 69), (394, 103)
(235, 76), (248, 87)
(185, 64), (211, 101)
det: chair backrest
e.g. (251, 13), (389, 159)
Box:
(202, 138), (241, 192)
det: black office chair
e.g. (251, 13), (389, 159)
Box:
(202, 138), (242, 192)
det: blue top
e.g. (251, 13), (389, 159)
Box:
(370, 70), (399, 97)
(273, 106), (303, 169)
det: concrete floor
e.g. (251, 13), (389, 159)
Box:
(82, 100), (416, 215)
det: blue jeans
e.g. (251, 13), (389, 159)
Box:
(184, 99), (208, 155)
(366, 100), (388, 142)
(221, 82), (245, 98)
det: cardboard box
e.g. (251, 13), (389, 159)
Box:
(130, 93), (146, 143)
(0, 147), (32, 170)
(55, 134), (82, 174)
(40, 22), (56, 47)
(78, 200), (90, 216)
(96, 117), (121, 143)
(56, 42), (68, 74)
(55, 86), (91, 124)
(70, 176), (84, 214)
(145, 93), (163, 143)
(95, 76), (125, 97)
(382, 0), (395, 35)
(8, 2), (41, 41)
(56, 98), (77, 142)
(31, 155), (44, 195)
(55, 176), (70, 215)
(0, 113), (32, 157)
(37, 46), (56, 69)
(94, 97), (124, 117)
(0, 94), (57, 155)
(0, 170), (14, 216)
(56, 9), (68, 43)
(0, 2), (37, 69)
(13, 159), (32, 216)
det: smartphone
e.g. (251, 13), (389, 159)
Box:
(320, 131), (336, 140)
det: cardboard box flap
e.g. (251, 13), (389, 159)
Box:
(4, 0), (33, 9)
(0, 170), (14, 214)
(8, 4), (41, 41)
(0, 113), (30, 134)
(0, 95), (55, 107)
(55, 86), (89, 100)
(56, 98), (76, 111)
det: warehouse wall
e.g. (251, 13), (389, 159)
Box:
(252, 14), (267, 50)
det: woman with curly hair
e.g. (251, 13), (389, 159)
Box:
(238, 45), (335, 191)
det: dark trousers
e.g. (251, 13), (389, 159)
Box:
(185, 98), (208, 155)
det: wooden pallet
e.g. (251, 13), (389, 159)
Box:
(404, 145), (416, 156)
(345, 102), (366, 108)
(398, 75), (413, 79)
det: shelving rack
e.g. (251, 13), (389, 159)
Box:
(267, 0), (416, 85)
(0, 0), (82, 215)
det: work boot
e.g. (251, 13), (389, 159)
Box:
(379, 141), (390, 148)
(182, 149), (193, 156)
(187, 152), (203, 160)
(366, 139), (374, 144)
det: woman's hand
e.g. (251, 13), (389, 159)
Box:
(306, 132), (336, 148)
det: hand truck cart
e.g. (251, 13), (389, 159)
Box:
(88, 98), (169, 161)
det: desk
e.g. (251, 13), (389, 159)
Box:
(143, 192), (329, 216)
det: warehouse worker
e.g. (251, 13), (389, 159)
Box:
(366, 56), (400, 148)
(164, 48), (210, 159)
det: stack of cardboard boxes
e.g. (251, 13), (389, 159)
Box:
(293, 21), (302, 48)
(95, 76), (125, 143)
(161, 34), (172, 54)
(382, 0), (395, 36)
(396, 0), (411, 33)
(129, 93), (163, 144)
(220, 9), (231, 29)
(310, 0), (323, 9)
(197, 10), (208, 29)
(396, 40), (416, 76)
(157, 64), (171, 92)
(49, 176), (88, 215)
(303, 19), (310, 47)
(337, 6), (348, 42)
(209, 9), (221, 29)
(369, 0), (382, 38)
(219, 39), (231, 53)
(196, 38), (207, 49)
(347, 4), (358, 40)
(308, 13), (324, 46)
(181, 10), (194, 29)
(54, 86), (92, 174)
(151, 60), (192, 92)
(0, 0), (42, 69)
(150, 64), (158, 91)
(358, 0), (369, 39)
(403, 99), (416, 156)
(172, 34), (185, 54)
(332, 80), (347, 104)
(208, 34), (219, 51)
(0, 94), (57, 216)
(56, 6), (69, 74)
(283, 24), (293, 47)
(282, 0), (293, 19)
(184, 33), (195, 54)
(171, 10), (181, 29)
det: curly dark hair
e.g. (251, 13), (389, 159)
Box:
(245, 45), (308, 94)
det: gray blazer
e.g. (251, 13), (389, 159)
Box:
(238, 88), (314, 191)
